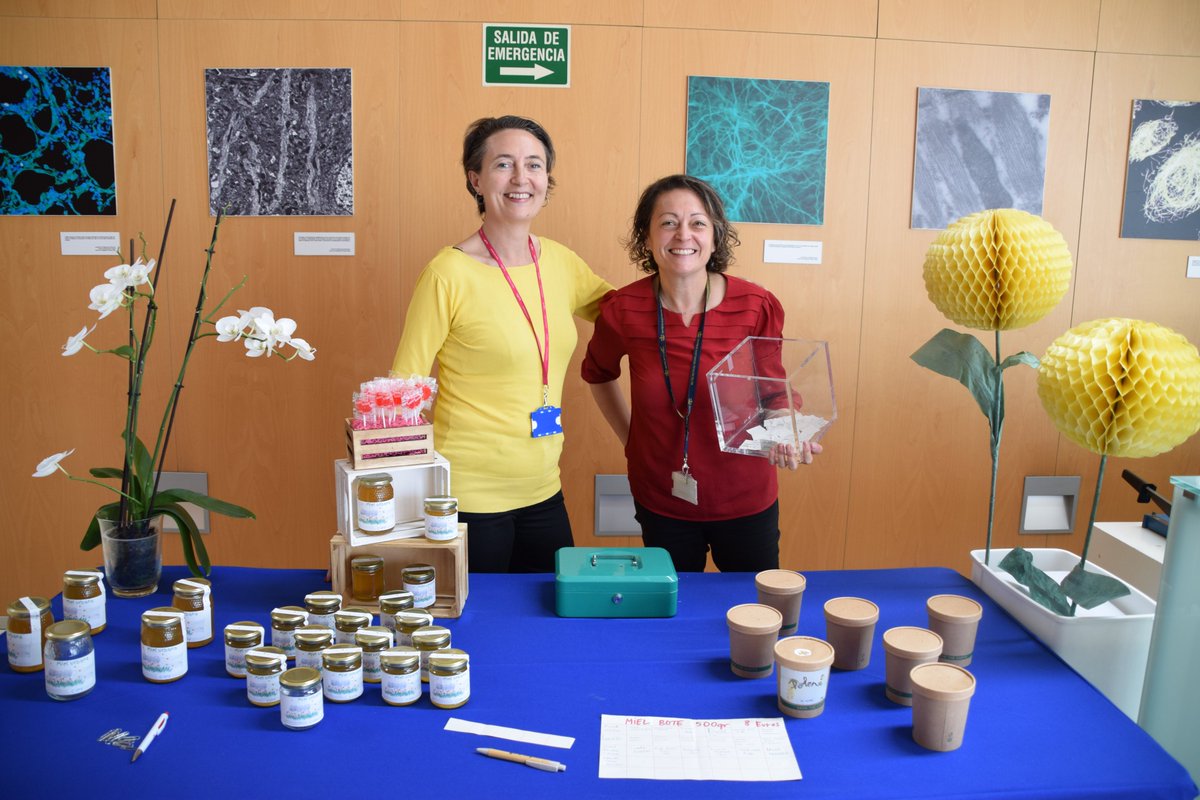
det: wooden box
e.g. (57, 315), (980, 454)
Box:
(345, 418), (434, 469)
(333, 456), (451, 543)
(330, 529), (467, 618)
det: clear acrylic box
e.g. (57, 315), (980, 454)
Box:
(706, 337), (835, 457)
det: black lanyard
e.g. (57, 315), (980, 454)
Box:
(656, 278), (709, 471)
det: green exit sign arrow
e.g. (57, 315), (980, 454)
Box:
(482, 23), (571, 88)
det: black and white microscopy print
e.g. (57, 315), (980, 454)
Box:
(1121, 99), (1200, 241)
(911, 87), (1051, 230)
(205, 68), (352, 216)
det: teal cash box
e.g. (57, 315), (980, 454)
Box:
(555, 547), (678, 618)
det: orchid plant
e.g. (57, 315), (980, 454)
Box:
(33, 202), (316, 577)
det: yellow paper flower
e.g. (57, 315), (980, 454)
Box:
(923, 209), (1073, 331)
(1038, 318), (1200, 458)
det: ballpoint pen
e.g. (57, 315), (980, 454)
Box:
(131, 712), (169, 763)
(476, 747), (566, 772)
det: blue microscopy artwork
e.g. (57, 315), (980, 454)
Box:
(686, 75), (829, 226)
(0, 66), (116, 216)
(1121, 99), (1200, 241)
(911, 87), (1050, 230)
(205, 68), (353, 217)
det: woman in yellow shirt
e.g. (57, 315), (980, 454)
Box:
(391, 116), (611, 572)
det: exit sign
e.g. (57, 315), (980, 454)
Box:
(482, 23), (570, 88)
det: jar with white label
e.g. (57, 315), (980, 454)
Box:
(393, 609), (434, 647)
(62, 570), (106, 634)
(246, 646), (288, 707)
(411, 625), (451, 682)
(774, 636), (835, 719)
(423, 496), (459, 541)
(294, 626), (334, 672)
(402, 564), (436, 609)
(350, 555), (385, 602)
(141, 607), (187, 683)
(380, 646), (422, 706)
(356, 626), (394, 684)
(43, 620), (95, 701)
(304, 591), (342, 629)
(280, 667), (324, 730)
(224, 621), (265, 678)
(270, 606), (309, 657)
(334, 607), (374, 645)
(322, 646), (364, 703)
(356, 473), (395, 533)
(6, 596), (54, 673)
(428, 648), (470, 709)
(379, 590), (414, 635)
(172, 578), (213, 648)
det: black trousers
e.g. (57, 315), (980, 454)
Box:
(633, 500), (780, 572)
(459, 491), (574, 573)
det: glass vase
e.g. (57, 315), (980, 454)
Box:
(99, 516), (162, 598)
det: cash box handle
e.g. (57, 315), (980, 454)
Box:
(591, 552), (642, 569)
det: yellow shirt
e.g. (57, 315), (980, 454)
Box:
(391, 238), (611, 512)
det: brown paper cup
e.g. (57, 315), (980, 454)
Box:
(911, 663), (976, 752)
(726, 603), (782, 679)
(774, 636), (834, 718)
(823, 597), (879, 670)
(926, 594), (983, 667)
(755, 570), (806, 636)
(882, 626), (944, 706)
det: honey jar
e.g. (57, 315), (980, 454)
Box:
(411, 624), (451, 682)
(428, 648), (470, 709)
(62, 570), (106, 634)
(224, 621), (265, 678)
(280, 667), (324, 730)
(379, 590), (415, 635)
(380, 646), (422, 706)
(43, 619), (95, 701)
(6, 596), (53, 673)
(304, 591), (342, 628)
(393, 608), (434, 647)
(356, 474), (395, 533)
(172, 578), (213, 648)
(402, 563), (436, 609)
(322, 646), (364, 703)
(294, 626), (334, 672)
(350, 555), (385, 602)
(270, 606), (309, 657)
(334, 607), (374, 645)
(423, 496), (459, 541)
(141, 607), (187, 683)
(245, 646), (288, 707)
(355, 625), (394, 684)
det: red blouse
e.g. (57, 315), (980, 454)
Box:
(582, 274), (785, 521)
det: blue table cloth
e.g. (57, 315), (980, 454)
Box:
(2, 565), (1195, 799)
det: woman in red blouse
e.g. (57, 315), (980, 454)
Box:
(582, 174), (821, 571)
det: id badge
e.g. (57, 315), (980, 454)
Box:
(671, 470), (699, 505)
(531, 405), (563, 438)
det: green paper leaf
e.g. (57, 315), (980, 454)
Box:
(132, 435), (154, 485)
(1061, 564), (1131, 610)
(111, 345), (135, 360)
(154, 502), (210, 578)
(999, 547), (1073, 616)
(1000, 351), (1040, 371)
(154, 488), (255, 519)
(912, 329), (1001, 426)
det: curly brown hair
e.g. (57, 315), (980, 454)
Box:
(461, 116), (557, 217)
(625, 174), (739, 274)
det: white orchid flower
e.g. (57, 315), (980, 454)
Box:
(88, 283), (124, 319)
(62, 325), (96, 356)
(215, 316), (245, 342)
(33, 448), (75, 477)
(104, 257), (154, 289)
(237, 306), (274, 330)
(289, 337), (316, 361)
(254, 313), (296, 353)
(244, 338), (269, 358)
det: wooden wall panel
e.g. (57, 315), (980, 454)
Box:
(0, 0), (155, 18)
(639, 29), (875, 571)
(397, 21), (644, 553)
(157, 1), (403, 20)
(1097, 0), (1200, 57)
(643, 0), (877, 38)
(879, 0), (1100, 51)
(0, 17), (165, 600)
(850, 39), (1096, 574)
(401, 1), (642, 26)
(1057, 52), (1200, 536)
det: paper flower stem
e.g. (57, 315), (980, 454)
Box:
(985, 330), (1001, 566)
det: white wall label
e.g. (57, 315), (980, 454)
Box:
(294, 232), (355, 256)
(60, 232), (121, 256)
(764, 239), (822, 265)
(1187, 255), (1200, 279)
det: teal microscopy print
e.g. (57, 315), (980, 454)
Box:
(686, 75), (829, 226)
(0, 66), (116, 215)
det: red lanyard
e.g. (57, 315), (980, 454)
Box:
(478, 228), (551, 404)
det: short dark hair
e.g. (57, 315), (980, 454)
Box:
(461, 116), (557, 216)
(625, 174), (739, 274)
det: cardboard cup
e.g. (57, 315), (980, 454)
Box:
(726, 603), (782, 679)
(910, 663), (976, 752)
(774, 636), (834, 718)
(755, 570), (807, 636)
(926, 594), (983, 667)
(823, 597), (879, 670)
(882, 626), (944, 706)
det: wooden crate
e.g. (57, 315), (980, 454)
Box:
(329, 528), (467, 618)
(333, 456), (451, 542)
(345, 418), (434, 469)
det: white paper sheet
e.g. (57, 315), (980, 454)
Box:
(598, 715), (801, 781)
(444, 717), (575, 749)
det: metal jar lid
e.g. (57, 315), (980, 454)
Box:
(379, 590), (415, 613)
(280, 666), (322, 691)
(224, 620), (265, 644)
(172, 577), (211, 598)
(63, 571), (103, 587)
(335, 608), (374, 630)
(358, 473), (393, 486)
(142, 607), (185, 628)
(271, 606), (308, 628)
(7, 596), (51, 617)
(322, 646), (363, 668)
(246, 646), (288, 672)
(294, 626), (334, 648)
(355, 626), (394, 651)
(411, 625), (451, 649)
(401, 563), (435, 583)
(304, 591), (342, 612)
(379, 646), (420, 671)
(395, 609), (434, 630)
(428, 648), (469, 674)
(423, 496), (458, 512)
(351, 555), (384, 574)
(45, 619), (91, 642)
